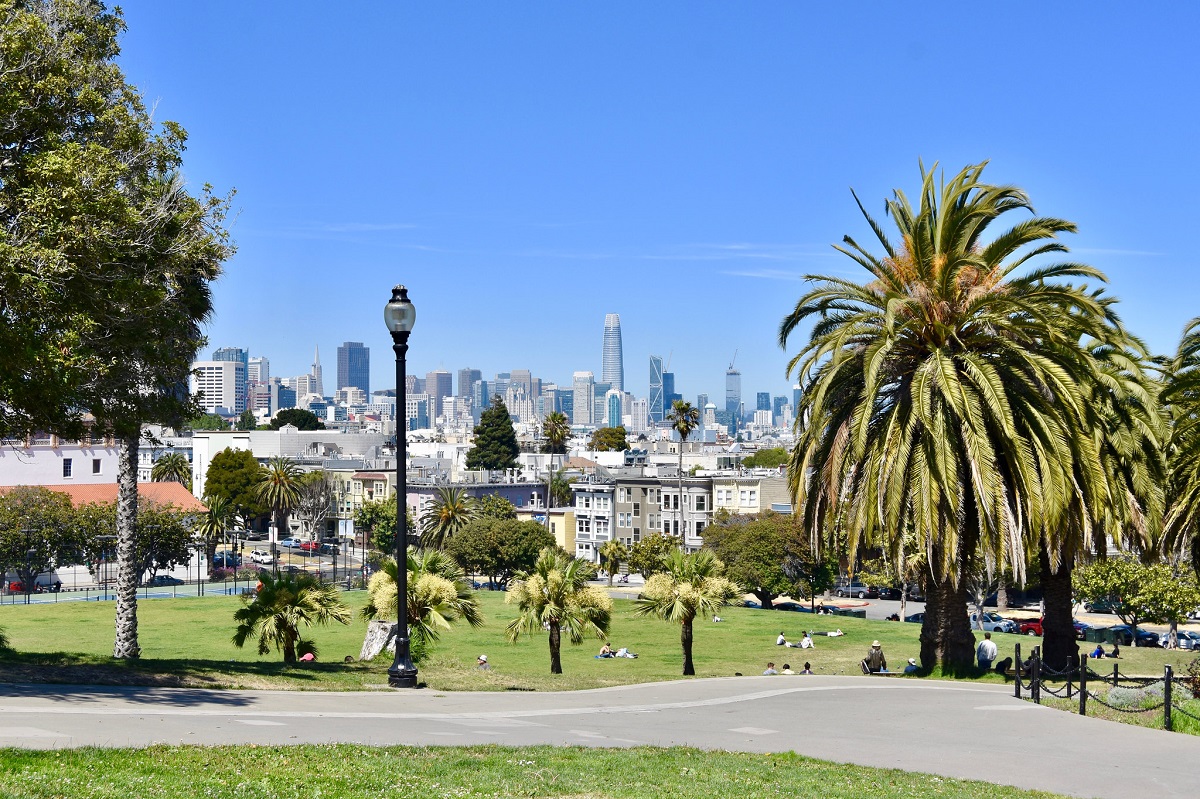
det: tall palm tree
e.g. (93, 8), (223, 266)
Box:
(421, 486), (477, 549)
(781, 161), (1125, 669)
(667, 400), (700, 541)
(506, 547), (612, 674)
(634, 549), (741, 675)
(598, 540), (628, 587)
(541, 411), (571, 454)
(361, 549), (483, 659)
(195, 494), (235, 578)
(547, 468), (574, 508)
(232, 571), (351, 662)
(256, 456), (303, 540)
(150, 452), (192, 490)
(1161, 320), (1200, 569)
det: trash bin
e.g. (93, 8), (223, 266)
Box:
(833, 608), (867, 619)
(1084, 627), (1108, 643)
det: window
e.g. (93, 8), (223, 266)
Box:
(663, 519), (670, 534)
(92, 458), (102, 475)
(618, 487), (630, 502)
(695, 521), (705, 537)
(749, 490), (757, 504)
(695, 496), (706, 512)
(739, 489), (749, 505)
(595, 518), (609, 538)
(633, 528), (641, 542)
(62, 459), (72, 478)
(633, 502), (640, 518)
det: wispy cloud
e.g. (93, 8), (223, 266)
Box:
(721, 268), (809, 281)
(1072, 247), (1166, 257)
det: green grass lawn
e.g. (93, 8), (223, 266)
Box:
(0, 744), (1070, 799)
(1, 589), (1196, 692)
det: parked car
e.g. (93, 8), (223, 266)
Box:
(1105, 625), (1160, 647)
(1084, 598), (1123, 614)
(242, 531), (267, 542)
(773, 601), (809, 612)
(1159, 630), (1200, 650)
(904, 612), (925, 623)
(279, 537), (303, 549)
(249, 549), (274, 565)
(970, 612), (1018, 633)
(1019, 618), (1044, 636)
(472, 581), (503, 591)
(299, 540), (321, 553)
(832, 580), (878, 599)
(876, 586), (904, 601)
(3, 570), (62, 593)
(142, 574), (183, 587)
(212, 551), (242, 569)
(742, 600), (761, 609)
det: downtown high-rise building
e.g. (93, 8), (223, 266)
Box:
(425, 370), (453, 420)
(572, 371), (595, 425)
(311, 346), (324, 397)
(457, 368), (482, 398)
(336, 342), (370, 396)
(602, 313), (624, 392)
(649, 355), (664, 423)
(247, 356), (269, 384)
(212, 346), (249, 413)
(757, 392), (770, 411)
(725, 367), (741, 419)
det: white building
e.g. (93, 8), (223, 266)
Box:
(572, 371), (595, 426)
(570, 479), (614, 563)
(0, 435), (120, 486)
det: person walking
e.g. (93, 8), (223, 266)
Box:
(977, 632), (998, 670)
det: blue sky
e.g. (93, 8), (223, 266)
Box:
(116, 3), (1200, 404)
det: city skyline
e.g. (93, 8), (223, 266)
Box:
(113, 4), (1200, 408)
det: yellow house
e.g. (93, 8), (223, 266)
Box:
(515, 507), (576, 554)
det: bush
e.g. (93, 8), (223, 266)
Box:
(209, 568), (233, 582)
(235, 566), (261, 580)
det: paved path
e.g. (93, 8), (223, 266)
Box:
(1, 677), (1196, 798)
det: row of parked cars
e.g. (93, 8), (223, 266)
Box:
(830, 580), (926, 601)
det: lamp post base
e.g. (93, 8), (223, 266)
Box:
(387, 667), (419, 688)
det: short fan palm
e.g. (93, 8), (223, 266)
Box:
(232, 572), (351, 663)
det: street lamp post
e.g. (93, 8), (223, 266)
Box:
(385, 284), (418, 688)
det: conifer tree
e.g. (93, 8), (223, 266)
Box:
(466, 397), (520, 471)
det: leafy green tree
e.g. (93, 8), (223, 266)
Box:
(541, 411), (571, 454)
(189, 413), (229, 431)
(702, 512), (801, 609)
(270, 408), (325, 431)
(465, 397), (519, 471)
(1073, 559), (1148, 646)
(588, 426), (628, 452)
(75, 500), (193, 585)
(739, 448), (789, 469)
(0, 487), (86, 585)
(598, 540), (628, 586)
(353, 498), (415, 554)
(232, 571), (351, 663)
(635, 549), (742, 675)
(781, 162), (1136, 670)
(446, 518), (556, 586)
(256, 456), (303, 538)
(629, 533), (680, 579)
(203, 448), (268, 526)
(420, 486), (477, 549)
(1138, 566), (1200, 648)
(475, 494), (517, 520)
(236, 409), (258, 431)
(150, 453), (192, 490)
(783, 539), (839, 612)
(506, 547), (612, 674)
(361, 549), (483, 662)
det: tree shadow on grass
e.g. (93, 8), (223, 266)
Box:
(0, 650), (382, 699)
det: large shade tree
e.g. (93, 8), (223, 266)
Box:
(781, 162), (1133, 669)
(0, 2), (232, 659)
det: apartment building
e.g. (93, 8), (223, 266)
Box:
(570, 479), (614, 562)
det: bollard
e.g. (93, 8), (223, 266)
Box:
(1014, 643), (1022, 699)
(1079, 654), (1088, 716)
(1032, 647), (1041, 704)
(1112, 662), (1119, 687)
(1165, 665), (1174, 732)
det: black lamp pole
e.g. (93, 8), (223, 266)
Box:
(385, 284), (418, 688)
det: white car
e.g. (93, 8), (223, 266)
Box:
(970, 612), (1018, 634)
(279, 538), (303, 549)
(1159, 630), (1200, 650)
(249, 549), (274, 565)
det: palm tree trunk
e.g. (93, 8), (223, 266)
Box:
(284, 628), (297, 663)
(681, 618), (695, 675)
(677, 445), (684, 544)
(549, 621), (562, 674)
(1040, 543), (1078, 673)
(113, 432), (141, 660)
(918, 545), (975, 670)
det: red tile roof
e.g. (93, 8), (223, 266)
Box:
(0, 482), (208, 512)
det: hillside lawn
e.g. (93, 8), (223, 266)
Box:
(0, 589), (1195, 691)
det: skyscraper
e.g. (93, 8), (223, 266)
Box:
(602, 313), (624, 391)
(336, 341), (370, 396)
(725, 367), (741, 418)
(425, 370), (453, 420)
(606, 388), (623, 428)
(247, 356), (269, 384)
(572, 371), (595, 425)
(311, 346), (324, 397)
(649, 355), (664, 423)
(213, 346), (249, 413)
(457, 368), (481, 398)
(757, 392), (770, 411)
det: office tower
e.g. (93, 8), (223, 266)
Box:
(649, 355), (664, 423)
(293, 373), (318, 398)
(492, 372), (510, 402)
(425, 369), (452, 419)
(457, 368), (482, 398)
(630, 398), (649, 433)
(471, 379), (490, 424)
(247, 356), (269, 384)
(311, 346), (324, 397)
(510, 369), (534, 397)
(757, 392), (770, 411)
(793, 383), (802, 409)
(773, 395), (787, 420)
(406, 393), (430, 430)
(754, 409), (772, 427)
(336, 341), (370, 396)
(725, 367), (741, 416)
(406, 374), (424, 395)
(703, 402), (717, 428)
(662, 372), (681, 407)
(697, 393), (709, 411)
(572, 371), (595, 425)
(559, 392), (574, 422)
(605, 388), (623, 428)
(191, 360), (245, 414)
(602, 313), (624, 391)
(213, 347), (249, 412)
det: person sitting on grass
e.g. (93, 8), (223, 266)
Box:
(777, 631), (788, 646)
(800, 632), (815, 649)
(477, 654), (491, 671)
(1091, 644), (1106, 659)
(781, 663), (795, 674)
(763, 662), (778, 675)
(800, 662), (814, 674)
(1111, 642), (1120, 659)
(860, 640), (887, 674)
(903, 657), (919, 675)
(598, 642), (615, 658)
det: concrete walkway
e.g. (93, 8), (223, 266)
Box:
(1, 676), (1195, 798)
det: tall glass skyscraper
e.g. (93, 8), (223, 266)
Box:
(602, 313), (624, 391)
(649, 355), (664, 423)
(337, 341), (370, 396)
(725, 367), (741, 417)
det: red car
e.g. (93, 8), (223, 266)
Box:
(299, 540), (321, 552)
(1018, 617), (1090, 640)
